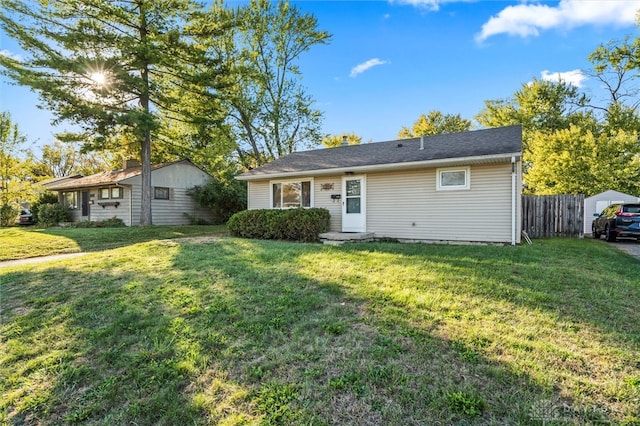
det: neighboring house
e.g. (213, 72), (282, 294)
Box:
(43, 159), (213, 226)
(237, 125), (523, 244)
(584, 190), (640, 235)
(39, 174), (83, 188)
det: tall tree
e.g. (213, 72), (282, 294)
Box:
(211, 0), (331, 168)
(0, 112), (30, 225)
(321, 132), (362, 148)
(398, 110), (472, 139)
(476, 78), (591, 152)
(33, 140), (115, 178)
(588, 37), (640, 133)
(526, 125), (640, 196)
(0, 0), (231, 225)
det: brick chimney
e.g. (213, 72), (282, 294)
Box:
(123, 159), (141, 169)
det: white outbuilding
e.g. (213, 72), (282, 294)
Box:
(584, 190), (640, 235)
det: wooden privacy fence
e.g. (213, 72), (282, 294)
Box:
(522, 194), (585, 238)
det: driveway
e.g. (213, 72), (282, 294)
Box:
(610, 238), (640, 261)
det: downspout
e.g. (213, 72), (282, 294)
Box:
(511, 156), (516, 246)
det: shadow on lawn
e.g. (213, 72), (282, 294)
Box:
(39, 225), (228, 253)
(1, 237), (633, 424)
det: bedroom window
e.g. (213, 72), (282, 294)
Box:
(436, 167), (470, 191)
(154, 187), (170, 200)
(271, 180), (312, 208)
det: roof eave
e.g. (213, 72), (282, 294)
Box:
(237, 152), (522, 181)
(45, 181), (133, 191)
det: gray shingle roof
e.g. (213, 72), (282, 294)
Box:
(239, 125), (522, 179)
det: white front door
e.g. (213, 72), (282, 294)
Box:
(342, 176), (366, 232)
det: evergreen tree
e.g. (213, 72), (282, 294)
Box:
(0, 0), (232, 224)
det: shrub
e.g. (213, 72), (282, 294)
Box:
(0, 202), (20, 227)
(37, 203), (69, 227)
(227, 208), (330, 242)
(188, 172), (247, 225)
(31, 191), (59, 224)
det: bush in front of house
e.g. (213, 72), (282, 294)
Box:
(227, 208), (330, 242)
(0, 202), (20, 227)
(187, 171), (247, 225)
(36, 203), (69, 227)
(30, 191), (59, 225)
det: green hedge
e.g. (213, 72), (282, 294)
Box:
(227, 208), (331, 242)
(36, 203), (69, 227)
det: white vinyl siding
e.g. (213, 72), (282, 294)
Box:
(152, 188), (212, 225)
(248, 181), (270, 209)
(366, 163), (517, 243)
(244, 162), (520, 243)
(124, 162), (214, 225)
(91, 187), (132, 225)
(313, 177), (342, 232)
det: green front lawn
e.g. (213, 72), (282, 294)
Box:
(1, 237), (639, 424)
(0, 225), (228, 261)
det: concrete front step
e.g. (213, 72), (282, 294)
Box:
(319, 232), (375, 244)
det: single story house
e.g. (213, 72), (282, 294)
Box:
(43, 159), (213, 226)
(584, 189), (640, 235)
(237, 125), (523, 244)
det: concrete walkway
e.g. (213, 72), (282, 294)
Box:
(0, 252), (88, 269)
(0, 236), (224, 269)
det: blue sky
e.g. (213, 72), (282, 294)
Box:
(1, 0), (640, 153)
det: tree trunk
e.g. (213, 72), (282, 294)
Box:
(138, 1), (152, 226)
(140, 125), (152, 226)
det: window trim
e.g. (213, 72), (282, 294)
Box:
(111, 187), (123, 199)
(98, 187), (111, 200)
(269, 178), (314, 209)
(154, 186), (170, 200)
(436, 166), (470, 191)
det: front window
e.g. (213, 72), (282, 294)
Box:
(99, 188), (110, 199)
(111, 187), (123, 199)
(271, 180), (312, 208)
(62, 191), (78, 209)
(436, 167), (470, 191)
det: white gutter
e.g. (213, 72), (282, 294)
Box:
(511, 156), (517, 246)
(237, 152), (522, 181)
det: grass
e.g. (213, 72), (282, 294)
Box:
(1, 235), (639, 425)
(0, 225), (228, 261)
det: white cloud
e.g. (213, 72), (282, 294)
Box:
(350, 58), (388, 78)
(0, 49), (23, 61)
(540, 69), (588, 88)
(476, 0), (640, 42)
(390, 0), (474, 12)
(391, 0), (441, 11)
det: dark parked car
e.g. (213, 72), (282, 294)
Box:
(592, 203), (640, 242)
(18, 208), (34, 226)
